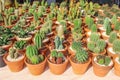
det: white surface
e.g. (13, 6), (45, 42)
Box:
(0, 64), (120, 80)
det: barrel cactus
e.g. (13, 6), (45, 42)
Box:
(109, 31), (117, 43)
(90, 32), (100, 42)
(113, 39), (120, 53)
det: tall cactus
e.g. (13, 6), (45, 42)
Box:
(34, 33), (42, 49)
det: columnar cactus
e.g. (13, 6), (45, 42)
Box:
(34, 33), (42, 49)
(114, 21), (120, 31)
(109, 31), (117, 43)
(113, 39), (120, 53)
(91, 24), (97, 32)
(90, 32), (100, 42)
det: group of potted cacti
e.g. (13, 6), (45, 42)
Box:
(0, 0), (120, 77)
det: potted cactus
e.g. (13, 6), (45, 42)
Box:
(114, 55), (120, 76)
(47, 50), (68, 75)
(107, 39), (120, 59)
(68, 41), (82, 55)
(87, 32), (100, 42)
(92, 55), (113, 77)
(25, 45), (46, 75)
(69, 48), (91, 74)
(87, 39), (106, 57)
(3, 47), (25, 72)
(0, 48), (7, 67)
(101, 18), (112, 40)
(108, 31), (117, 47)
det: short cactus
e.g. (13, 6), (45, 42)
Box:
(57, 52), (64, 58)
(51, 50), (58, 58)
(109, 31), (117, 43)
(91, 24), (97, 32)
(75, 49), (88, 63)
(87, 41), (95, 51)
(85, 16), (94, 29)
(114, 21), (120, 31)
(71, 41), (82, 51)
(111, 15), (117, 25)
(9, 47), (19, 59)
(96, 39), (106, 52)
(113, 39), (120, 53)
(14, 40), (27, 50)
(90, 32), (100, 42)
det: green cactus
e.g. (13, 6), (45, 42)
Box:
(34, 33), (42, 49)
(93, 47), (101, 54)
(51, 50), (58, 58)
(90, 32), (100, 42)
(96, 39), (106, 52)
(57, 25), (64, 38)
(109, 31), (117, 43)
(91, 24), (97, 32)
(103, 18), (112, 35)
(96, 55), (111, 66)
(113, 39), (120, 53)
(114, 21), (120, 31)
(87, 41), (95, 51)
(9, 47), (19, 59)
(26, 45), (38, 59)
(75, 49), (88, 63)
(85, 16), (94, 29)
(57, 52), (64, 58)
(111, 15), (117, 25)
(54, 36), (64, 50)
(14, 40), (27, 50)
(71, 41), (82, 51)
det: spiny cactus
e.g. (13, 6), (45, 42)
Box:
(109, 31), (117, 43)
(75, 49), (88, 63)
(54, 36), (64, 50)
(96, 39), (106, 52)
(113, 39), (120, 53)
(14, 40), (27, 50)
(57, 25), (64, 38)
(26, 45), (38, 59)
(91, 24), (97, 32)
(87, 41), (95, 51)
(111, 15), (117, 25)
(57, 52), (64, 58)
(34, 33), (42, 49)
(71, 41), (82, 51)
(114, 20), (120, 31)
(96, 55), (111, 66)
(85, 16), (94, 29)
(90, 32), (100, 42)
(9, 47), (19, 59)
(51, 50), (58, 58)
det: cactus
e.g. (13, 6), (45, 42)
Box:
(71, 41), (82, 51)
(111, 15), (117, 25)
(26, 45), (38, 59)
(54, 36), (64, 50)
(90, 32), (100, 42)
(57, 52), (64, 58)
(103, 18), (112, 35)
(91, 24), (97, 32)
(96, 39), (106, 52)
(109, 31), (117, 43)
(34, 33), (42, 49)
(85, 16), (94, 29)
(51, 50), (58, 58)
(14, 40), (27, 50)
(0, 48), (6, 55)
(57, 25), (64, 38)
(75, 49), (88, 63)
(114, 21), (120, 31)
(93, 47), (100, 54)
(113, 39), (120, 53)
(9, 47), (19, 59)
(96, 55), (111, 66)
(14, 0), (18, 9)
(87, 41), (95, 51)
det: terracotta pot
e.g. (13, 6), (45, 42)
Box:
(107, 47), (118, 59)
(47, 55), (68, 75)
(114, 57), (120, 76)
(25, 57), (46, 75)
(101, 32), (109, 40)
(107, 42), (113, 47)
(69, 55), (91, 74)
(3, 53), (25, 72)
(97, 24), (103, 28)
(91, 49), (106, 58)
(92, 56), (113, 77)
(38, 46), (49, 56)
(1, 42), (13, 51)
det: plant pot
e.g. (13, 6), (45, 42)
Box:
(91, 49), (106, 57)
(68, 47), (76, 55)
(1, 42), (13, 51)
(25, 57), (47, 75)
(107, 47), (119, 59)
(114, 57), (120, 76)
(47, 55), (68, 75)
(101, 32), (109, 40)
(3, 53), (25, 72)
(92, 56), (113, 77)
(0, 53), (7, 67)
(69, 55), (91, 74)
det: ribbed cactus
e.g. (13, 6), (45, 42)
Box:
(85, 16), (94, 29)
(96, 55), (111, 66)
(114, 21), (120, 31)
(91, 24), (97, 32)
(26, 45), (38, 59)
(75, 49), (88, 63)
(109, 31), (117, 43)
(57, 25), (64, 38)
(87, 41), (95, 51)
(9, 47), (19, 59)
(113, 39), (120, 53)
(14, 40), (27, 50)
(96, 39), (106, 52)
(90, 32), (100, 42)
(111, 15), (117, 25)
(54, 36), (64, 50)
(34, 33), (42, 49)
(51, 50), (58, 58)
(71, 41), (82, 51)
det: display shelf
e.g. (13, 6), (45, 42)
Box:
(0, 64), (119, 80)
